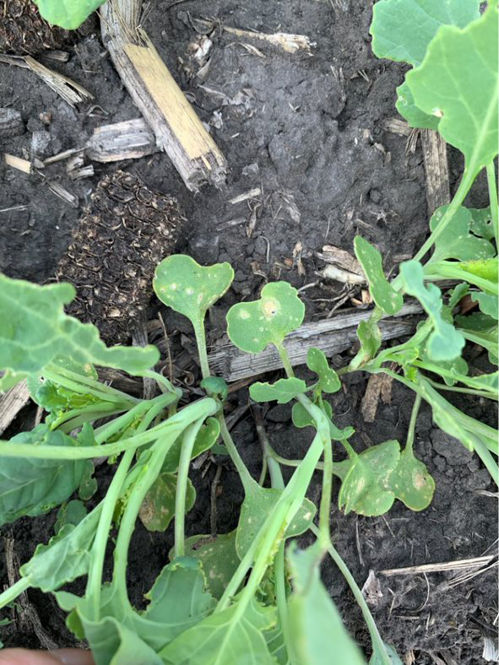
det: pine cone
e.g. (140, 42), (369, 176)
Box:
(0, 0), (79, 54)
(56, 170), (186, 344)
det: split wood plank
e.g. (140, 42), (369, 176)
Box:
(208, 303), (422, 382)
(0, 380), (30, 435)
(421, 129), (450, 213)
(86, 118), (158, 162)
(100, 0), (227, 191)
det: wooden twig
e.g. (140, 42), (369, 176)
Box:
(100, 0), (227, 190)
(421, 130), (450, 214)
(380, 554), (497, 577)
(0, 381), (30, 435)
(208, 303), (422, 382)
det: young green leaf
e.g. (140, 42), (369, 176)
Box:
(352, 319), (382, 368)
(370, 0), (480, 66)
(139, 473), (196, 532)
(338, 440), (400, 516)
(227, 282), (305, 353)
(400, 260), (465, 361)
(0, 275), (158, 378)
(200, 376), (229, 400)
(407, 6), (499, 176)
(354, 237), (403, 315)
(236, 483), (316, 560)
(427, 258), (498, 295)
(306, 348), (341, 394)
(154, 255), (233, 332)
(428, 206), (495, 263)
(287, 544), (366, 665)
(0, 425), (93, 526)
(291, 402), (354, 441)
(182, 531), (240, 600)
(250, 378), (307, 404)
(34, 0), (106, 29)
(160, 597), (277, 665)
(386, 448), (435, 511)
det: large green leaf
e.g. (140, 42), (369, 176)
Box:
(0, 275), (158, 380)
(227, 282), (305, 353)
(34, 0), (106, 29)
(79, 615), (164, 665)
(395, 80), (439, 129)
(287, 544), (366, 665)
(407, 6), (499, 175)
(370, 0), (480, 66)
(354, 237), (403, 315)
(20, 504), (102, 591)
(160, 598), (277, 665)
(400, 260), (465, 361)
(0, 425), (92, 526)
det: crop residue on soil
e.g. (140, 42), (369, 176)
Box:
(0, 1), (496, 663)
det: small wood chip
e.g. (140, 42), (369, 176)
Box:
(0, 381), (30, 435)
(3, 153), (32, 174)
(85, 118), (158, 163)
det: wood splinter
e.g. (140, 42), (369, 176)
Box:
(100, 0), (227, 191)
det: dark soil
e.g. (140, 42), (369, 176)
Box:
(0, 1), (496, 663)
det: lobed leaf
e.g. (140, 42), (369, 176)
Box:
(227, 282), (305, 353)
(395, 80), (439, 129)
(34, 0), (106, 29)
(386, 448), (435, 511)
(407, 6), (499, 175)
(0, 274), (158, 382)
(21, 504), (102, 591)
(160, 598), (277, 665)
(370, 0), (480, 66)
(306, 348), (341, 394)
(354, 237), (403, 315)
(400, 260), (465, 361)
(287, 544), (366, 665)
(154, 255), (233, 333)
(250, 378), (307, 404)
(469, 207), (494, 241)
(0, 425), (92, 526)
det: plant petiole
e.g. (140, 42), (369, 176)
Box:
(486, 161), (498, 244)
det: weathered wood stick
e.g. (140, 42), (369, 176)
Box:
(100, 0), (227, 191)
(421, 129), (450, 213)
(86, 118), (158, 162)
(0, 380), (30, 435)
(208, 303), (422, 382)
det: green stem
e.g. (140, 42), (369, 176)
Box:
(44, 366), (138, 406)
(0, 577), (31, 610)
(218, 415), (254, 492)
(0, 398), (217, 460)
(193, 322), (211, 380)
(473, 439), (499, 485)
(174, 420), (205, 558)
(405, 394), (421, 454)
(486, 161), (498, 243)
(141, 369), (181, 397)
(310, 525), (392, 665)
(425, 378), (497, 400)
(86, 449), (135, 620)
(50, 404), (129, 432)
